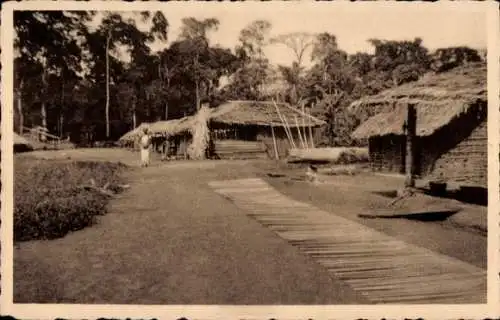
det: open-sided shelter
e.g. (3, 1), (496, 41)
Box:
(118, 117), (196, 158)
(208, 100), (326, 159)
(117, 122), (151, 149)
(118, 100), (326, 159)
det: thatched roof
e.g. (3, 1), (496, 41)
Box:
(118, 117), (196, 143)
(351, 63), (486, 140)
(118, 122), (152, 143)
(119, 100), (326, 143)
(148, 116), (196, 137)
(210, 100), (326, 127)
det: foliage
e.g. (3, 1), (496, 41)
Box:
(223, 20), (274, 101)
(430, 46), (483, 73)
(14, 12), (484, 147)
(14, 159), (127, 241)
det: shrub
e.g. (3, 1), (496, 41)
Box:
(14, 159), (127, 242)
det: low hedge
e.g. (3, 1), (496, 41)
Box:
(14, 159), (127, 242)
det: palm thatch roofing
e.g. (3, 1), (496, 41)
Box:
(118, 117), (197, 144)
(209, 100), (326, 127)
(350, 63), (486, 140)
(118, 122), (151, 144)
(148, 116), (196, 137)
(119, 100), (326, 143)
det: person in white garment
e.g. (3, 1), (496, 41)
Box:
(140, 127), (152, 167)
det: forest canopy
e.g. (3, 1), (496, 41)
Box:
(13, 11), (485, 146)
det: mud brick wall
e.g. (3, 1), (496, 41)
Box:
(424, 120), (487, 187)
(368, 135), (406, 174)
(367, 115), (487, 188)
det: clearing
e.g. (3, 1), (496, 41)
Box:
(14, 149), (487, 304)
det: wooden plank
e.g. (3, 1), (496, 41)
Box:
(208, 178), (486, 304)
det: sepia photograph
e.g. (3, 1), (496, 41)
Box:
(1, 1), (498, 318)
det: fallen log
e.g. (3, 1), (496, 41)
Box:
(80, 185), (115, 197)
(80, 179), (130, 197)
(287, 147), (369, 164)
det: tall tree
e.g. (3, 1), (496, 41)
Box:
(225, 20), (273, 101)
(368, 37), (430, 87)
(14, 11), (94, 135)
(178, 17), (220, 110)
(270, 32), (316, 104)
(236, 20), (272, 61)
(89, 12), (161, 137)
(146, 11), (170, 120)
(271, 32), (315, 67)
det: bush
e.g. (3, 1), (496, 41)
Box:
(14, 159), (127, 242)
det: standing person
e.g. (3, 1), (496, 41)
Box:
(140, 127), (152, 167)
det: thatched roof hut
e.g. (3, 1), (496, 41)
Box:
(349, 63), (487, 188)
(119, 100), (325, 145)
(210, 100), (326, 127)
(118, 100), (327, 159)
(350, 63), (486, 140)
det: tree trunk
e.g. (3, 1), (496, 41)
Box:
(60, 114), (64, 138)
(405, 103), (417, 188)
(195, 80), (200, 110)
(41, 70), (47, 141)
(16, 80), (23, 135)
(40, 102), (47, 141)
(60, 80), (65, 137)
(132, 98), (137, 129)
(194, 54), (201, 111)
(105, 31), (111, 139)
(165, 76), (171, 120)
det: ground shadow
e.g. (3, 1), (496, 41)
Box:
(372, 187), (487, 207)
(419, 187), (487, 207)
(358, 209), (461, 222)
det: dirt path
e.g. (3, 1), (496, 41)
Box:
(14, 162), (367, 304)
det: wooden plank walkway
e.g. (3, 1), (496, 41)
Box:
(208, 178), (486, 304)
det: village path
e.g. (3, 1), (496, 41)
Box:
(14, 160), (368, 304)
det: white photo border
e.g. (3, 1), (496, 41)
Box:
(1, 1), (499, 319)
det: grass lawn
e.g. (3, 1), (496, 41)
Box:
(14, 158), (367, 304)
(14, 157), (128, 241)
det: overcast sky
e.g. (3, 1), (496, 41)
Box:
(88, 3), (487, 67)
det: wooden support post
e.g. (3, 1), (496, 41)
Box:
(307, 107), (315, 148)
(273, 99), (296, 149)
(405, 103), (417, 188)
(282, 117), (297, 149)
(270, 124), (279, 160)
(294, 115), (306, 149)
(301, 103), (308, 149)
